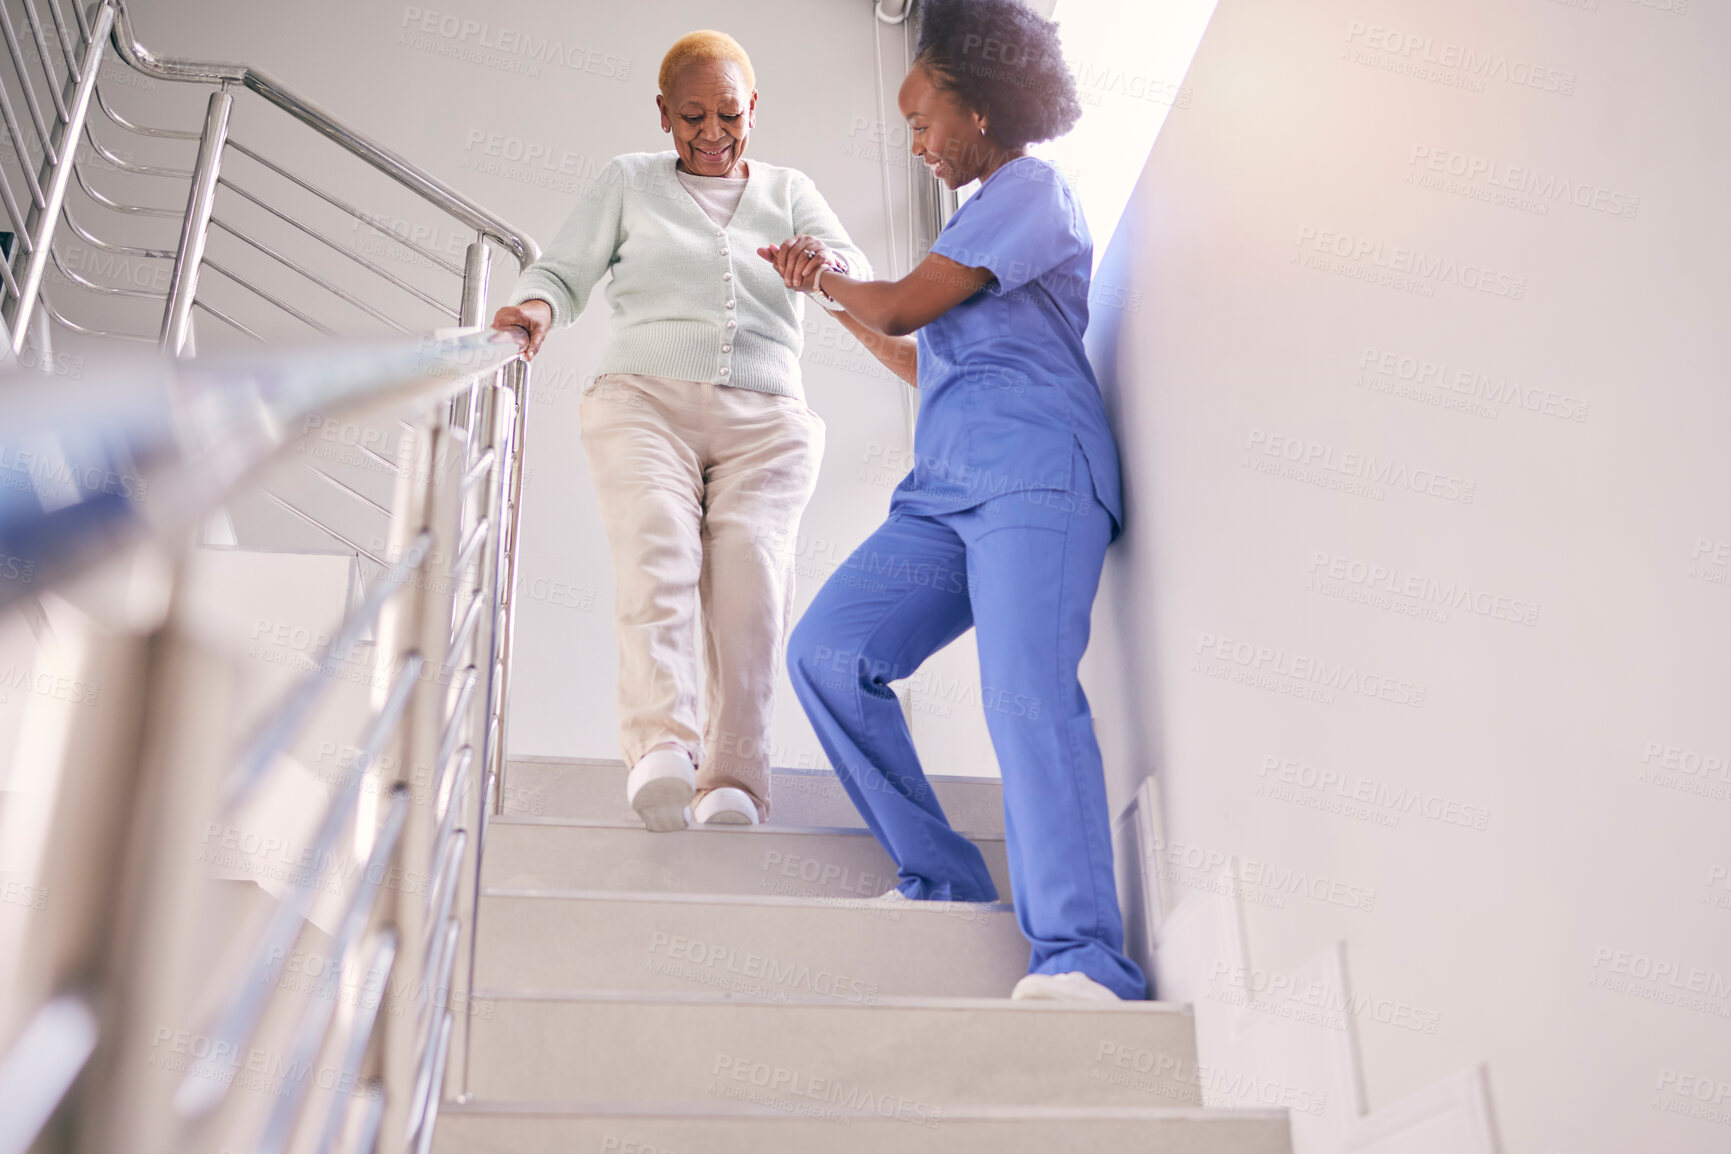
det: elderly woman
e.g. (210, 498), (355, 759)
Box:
(767, 0), (1147, 1002)
(493, 30), (870, 831)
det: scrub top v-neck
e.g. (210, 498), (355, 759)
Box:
(892, 155), (1124, 537)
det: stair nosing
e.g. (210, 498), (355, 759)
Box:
(489, 815), (1006, 842)
(480, 886), (1015, 912)
(505, 755), (1003, 786)
(438, 1100), (1280, 1122)
(469, 987), (1192, 1014)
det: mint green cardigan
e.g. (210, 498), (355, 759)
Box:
(506, 150), (872, 398)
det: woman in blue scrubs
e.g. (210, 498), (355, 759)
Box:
(760, 0), (1146, 1002)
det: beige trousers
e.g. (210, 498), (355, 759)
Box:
(579, 372), (824, 819)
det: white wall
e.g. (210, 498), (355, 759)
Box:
(1085, 0), (1731, 1151)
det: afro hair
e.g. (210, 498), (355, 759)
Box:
(913, 0), (1083, 150)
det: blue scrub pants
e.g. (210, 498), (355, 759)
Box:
(786, 459), (1148, 1000)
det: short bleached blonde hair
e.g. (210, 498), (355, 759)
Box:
(659, 30), (756, 97)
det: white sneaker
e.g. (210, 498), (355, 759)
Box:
(870, 887), (911, 903)
(1010, 972), (1122, 1002)
(625, 748), (695, 832)
(693, 786), (759, 826)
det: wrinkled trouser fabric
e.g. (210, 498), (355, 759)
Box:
(580, 372), (824, 820)
(786, 445), (1147, 999)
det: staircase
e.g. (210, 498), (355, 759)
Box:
(434, 758), (1293, 1153)
(0, 4), (1301, 1151)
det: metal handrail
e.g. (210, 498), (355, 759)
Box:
(6, 0), (537, 358)
(0, 325), (534, 1153)
(220, 142), (472, 280)
(60, 200), (176, 257)
(93, 77), (201, 140)
(0, 3), (545, 1147)
(213, 175), (462, 314)
(81, 121), (193, 178)
(108, 2), (536, 267)
(190, 294), (264, 341)
(0, 997), (99, 1154)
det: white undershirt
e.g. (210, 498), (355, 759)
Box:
(675, 168), (749, 228)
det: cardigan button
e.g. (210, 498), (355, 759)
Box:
(715, 228), (725, 236)
(719, 367), (731, 376)
(720, 247), (729, 255)
(725, 319), (736, 329)
(725, 299), (735, 308)
(722, 272), (732, 280)
(721, 343), (732, 352)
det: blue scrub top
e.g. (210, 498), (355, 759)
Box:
(891, 155), (1125, 538)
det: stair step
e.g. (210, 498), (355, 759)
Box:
(474, 890), (1027, 999)
(501, 757), (1006, 835)
(434, 1104), (1291, 1153)
(462, 994), (1206, 1111)
(481, 818), (1013, 900)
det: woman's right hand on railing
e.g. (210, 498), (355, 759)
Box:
(491, 299), (552, 360)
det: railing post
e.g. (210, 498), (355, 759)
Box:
(158, 87), (233, 356)
(3, 2), (113, 355)
(454, 238), (492, 441)
(488, 357), (530, 816)
(369, 405), (463, 1153)
(443, 362), (516, 1101)
(62, 550), (241, 1154)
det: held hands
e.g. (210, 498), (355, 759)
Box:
(757, 234), (836, 293)
(490, 299), (553, 360)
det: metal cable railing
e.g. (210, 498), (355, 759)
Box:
(0, 329), (531, 1154)
(0, 0), (534, 355)
(0, 2), (545, 1150)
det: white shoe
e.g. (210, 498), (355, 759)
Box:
(870, 887), (911, 904)
(1010, 972), (1122, 1002)
(693, 786), (759, 826)
(625, 748), (695, 832)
